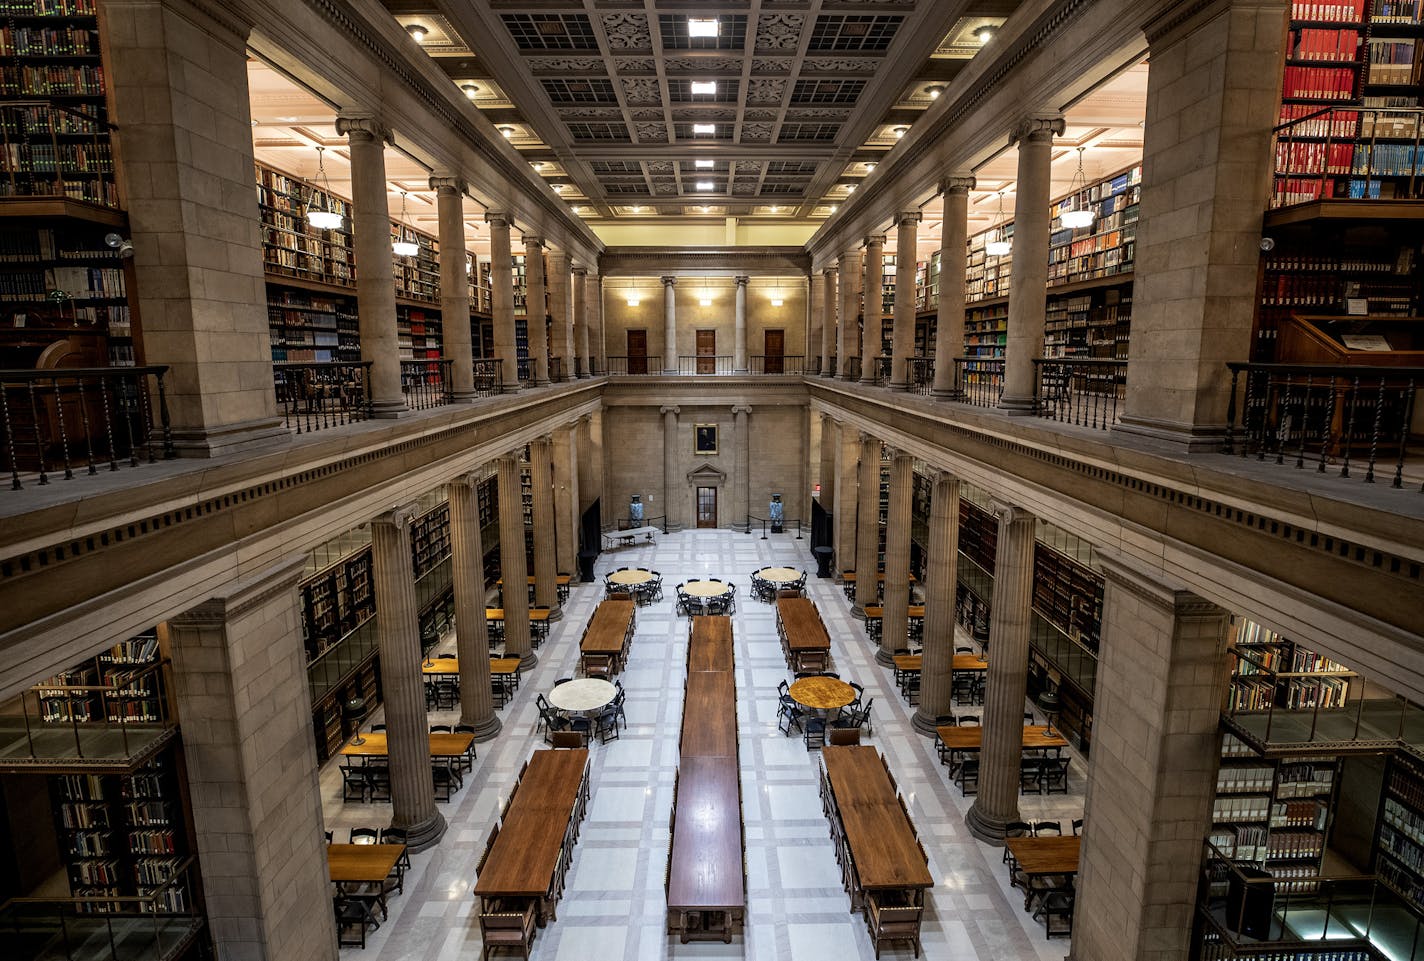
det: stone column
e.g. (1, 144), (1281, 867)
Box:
(547, 249), (571, 382)
(1116, 0), (1288, 449)
(553, 424), (579, 576)
(573, 266), (590, 377)
(890, 212), (921, 390)
(338, 116), (405, 418)
(590, 273), (606, 374)
(530, 435), (560, 617)
(102, 0), (286, 456)
(496, 453), (534, 667)
(486, 212), (519, 390)
(523, 236), (548, 386)
(966, 502), (1037, 842)
(838, 248), (861, 380)
(662, 275), (678, 372)
(1071, 562), (1232, 961)
(575, 414), (598, 514)
(879, 450), (913, 664)
(446, 472), (501, 740)
(860, 235), (885, 385)
(808, 270), (824, 374)
(165, 556), (336, 961)
(911, 471), (961, 735)
(734, 275), (749, 373)
(852, 432), (881, 617)
(370, 506), (446, 849)
(822, 266), (838, 376)
(999, 115), (1065, 413)
(834, 421), (859, 572)
(818, 412), (837, 528)
(661, 405), (680, 530)
(732, 405), (751, 530)
(932, 176), (975, 398)
(431, 176), (474, 402)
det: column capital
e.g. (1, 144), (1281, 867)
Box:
(840, 246), (860, 261)
(335, 115), (392, 143)
(522, 235), (545, 249)
(660, 404), (680, 416)
(857, 430), (876, 445)
(988, 498), (1035, 528)
(428, 175), (466, 194)
(823, 265), (838, 277)
(661, 275), (677, 286)
(896, 210), (922, 228)
(572, 265), (589, 277)
(548, 248), (570, 267)
(374, 503), (420, 532)
(445, 471), (483, 493)
(731, 404), (752, 416)
(498, 449), (523, 464)
(1010, 114), (1066, 144)
(863, 234), (887, 248)
(734, 275), (749, 286)
(484, 210), (510, 227)
(940, 174), (977, 195)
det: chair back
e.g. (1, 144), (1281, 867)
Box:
(349, 827), (378, 844)
(550, 730), (583, 748)
(430, 724), (451, 733)
(1034, 820), (1063, 836)
(380, 827), (408, 845)
(828, 727), (861, 746)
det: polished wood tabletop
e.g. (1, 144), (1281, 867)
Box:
(498, 574), (572, 587)
(863, 606), (926, 619)
(582, 599), (636, 656)
(485, 607), (552, 621)
(489, 657), (522, 676)
(666, 755), (744, 910)
(891, 653), (988, 673)
(935, 725), (1068, 751)
(777, 597), (830, 651)
(1004, 836), (1081, 877)
(475, 749), (589, 897)
(688, 616), (734, 672)
(789, 676), (855, 710)
(421, 657), (459, 676)
(327, 843), (406, 883)
(680, 671), (738, 758)
(841, 572), (916, 583)
(822, 747), (933, 891)
(341, 732), (474, 758)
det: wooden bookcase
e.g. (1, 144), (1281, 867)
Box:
(299, 547), (375, 662)
(1227, 616), (1354, 713)
(1378, 752), (1424, 910)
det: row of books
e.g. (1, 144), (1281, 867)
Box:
(55, 773), (107, 801)
(1374, 0), (1424, 23)
(1291, 0), (1367, 19)
(1278, 104), (1361, 138)
(1391, 766), (1424, 809)
(0, 176), (117, 205)
(1365, 39), (1420, 86)
(1385, 797), (1424, 846)
(0, 24), (98, 56)
(1261, 273), (1342, 306)
(128, 830), (179, 855)
(0, 0), (97, 13)
(1214, 795), (1272, 823)
(1275, 140), (1355, 175)
(1218, 765), (1276, 794)
(101, 634), (159, 664)
(1291, 27), (1360, 61)
(0, 63), (104, 96)
(1272, 800), (1328, 829)
(1, 141), (113, 172)
(1264, 831), (1325, 860)
(1381, 823), (1424, 873)
(1283, 64), (1358, 100)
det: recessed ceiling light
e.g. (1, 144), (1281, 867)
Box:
(926, 85), (944, 100)
(552, 184), (565, 193)
(693, 123), (716, 134)
(531, 162), (544, 170)
(976, 25), (997, 44)
(631, 205), (642, 213)
(830, 205), (838, 212)
(500, 126), (516, 138)
(696, 181), (714, 191)
(768, 206), (779, 213)
(406, 23), (428, 42)
(893, 126), (908, 139)
(699, 205), (710, 212)
(691, 81), (717, 95)
(687, 18), (719, 38)
(699, 298), (712, 306)
(694, 159), (714, 169)
(844, 184), (856, 193)
(461, 83), (480, 98)
(864, 162), (877, 171)
(626, 295), (640, 307)
(771, 298), (784, 307)
(277, 116), (299, 122)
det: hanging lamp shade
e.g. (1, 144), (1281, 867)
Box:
(985, 190), (1011, 256)
(305, 146), (344, 229)
(392, 190), (420, 256)
(1060, 147), (1095, 229)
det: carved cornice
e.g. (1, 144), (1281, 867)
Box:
(429, 175), (466, 194)
(169, 555), (306, 626)
(1142, 0), (1229, 44)
(941, 174), (977, 195)
(599, 246), (811, 277)
(1011, 114), (1067, 144)
(334, 115), (392, 143)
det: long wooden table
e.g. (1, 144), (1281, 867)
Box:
(1004, 836), (1081, 878)
(667, 755), (743, 942)
(822, 746), (932, 892)
(581, 599), (636, 666)
(688, 616), (734, 672)
(863, 605), (926, 620)
(485, 607), (553, 622)
(474, 748), (589, 912)
(341, 732), (474, 759)
(680, 671), (738, 758)
(422, 657), (460, 676)
(328, 843), (405, 884)
(490, 657), (522, 677)
(892, 653), (989, 674)
(935, 725), (1068, 753)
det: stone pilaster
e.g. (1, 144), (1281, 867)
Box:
(523, 236), (548, 386)
(890, 213), (921, 390)
(573, 266), (590, 377)
(818, 413), (837, 528)
(912, 471), (962, 735)
(553, 424), (579, 576)
(966, 501), (1036, 842)
(370, 506), (446, 850)
(662, 275), (678, 372)
(732, 405), (751, 530)
(932, 176), (975, 398)
(431, 177), (474, 402)
(547, 249), (571, 382)
(1071, 561), (1231, 961)
(822, 266), (838, 376)
(486, 212), (519, 390)
(590, 273), (606, 374)
(852, 432), (881, 617)
(879, 451), (913, 664)
(166, 556), (336, 961)
(861, 235), (886, 385)
(834, 421), (859, 572)
(661, 405), (680, 529)
(530, 435), (560, 617)
(838, 249), (861, 380)
(1000, 115), (1065, 413)
(808, 270), (824, 373)
(496, 453), (534, 667)
(446, 473), (500, 740)
(734, 275), (750, 373)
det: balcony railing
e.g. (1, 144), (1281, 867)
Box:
(953, 357), (1004, 408)
(874, 357), (892, 384)
(0, 101), (120, 210)
(273, 361), (371, 434)
(1224, 362), (1422, 490)
(2, 366), (174, 490)
(1271, 106), (1424, 209)
(548, 356), (565, 383)
(748, 354), (805, 375)
(843, 356), (862, 381)
(825, 355), (837, 377)
(1034, 358), (1127, 429)
(604, 355), (664, 375)
(906, 357), (935, 394)
(678, 354), (734, 375)
(472, 358), (502, 396)
(400, 359), (452, 410)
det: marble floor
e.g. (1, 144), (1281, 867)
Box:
(319, 528), (1084, 960)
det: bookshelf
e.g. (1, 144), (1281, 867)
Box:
(299, 547), (375, 662)
(35, 630), (163, 726)
(1378, 752), (1424, 911)
(1031, 542), (1103, 654)
(266, 289), (357, 365)
(410, 501), (451, 578)
(391, 222), (439, 304)
(1047, 165), (1140, 286)
(965, 226), (1013, 304)
(255, 162), (354, 289)
(397, 306), (442, 362)
(1227, 616), (1354, 713)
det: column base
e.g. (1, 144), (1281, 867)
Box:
(393, 810), (447, 854)
(965, 800), (1013, 845)
(910, 708), (941, 738)
(501, 384), (523, 394)
(734, 368), (749, 375)
(168, 416), (289, 458)
(997, 394), (1035, 415)
(930, 387), (961, 401)
(370, 399), (411, 419)
(526, 379), (549, 389)
(577, 373), (592, 380)
(874, 647), (896, 667)
(859, 377), (876, 387)
(449, 390), (481, 404)
(518, 650), (539, 671)
(850, 604), (867, 620)
(458, 711), (503, 743)
(1113, 414), (1227, 452)
(546, 605), (564, 621)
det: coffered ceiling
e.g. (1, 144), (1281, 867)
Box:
(381, 1), (1020, 224)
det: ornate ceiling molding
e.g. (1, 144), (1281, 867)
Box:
(599, 247), (812, 276)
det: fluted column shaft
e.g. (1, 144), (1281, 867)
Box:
(530, 436), (559, 616)
(553, 425), (579, 577)
(370, 507), (445, 848)
(732, 405), (751, 529)
(662, 276), (678, 372)
(431, 178), (474, 401)
(817, 413), (836, 522)
(838, 249), (860, 379)
(734, 275), (749, 372)
(967, 503), (1038, 842)
(661, 405), (680, 529)
(808, 271), (824, 373)
(878, 452), (913, 664)
(523, 237), (548, 386)
(486, 213), (518, 390)
(821, 267), (837, 376)
(496, 455), (534, 667)
(890, 213), (920, 390)
(339, 118), (404, 416)
(547, 250), (571, 382)
(852, 433), (881, 616)
(1001, 117), (1064, 412)
(933, 177), (974, 397)
(913, 472), (961, 735)
(834, 421), (859, 572)
(861, 235), (885, 385)
(590, 274), (606, 374)
(446, 474), (500, 739)
(573, 266), (590, 377)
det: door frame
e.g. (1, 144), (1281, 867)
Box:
(696, 486), (718, 528)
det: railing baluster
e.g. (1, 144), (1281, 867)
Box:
(155, 371), (175, 459)
(1364, 377), (1387, 484)
(1224, 366), (1241, 454)
(1275, 374), (1293, 465)
(26, 379), (48, 485)
(51, 377), (74, 480)
(98, 374), (119, 471)
(1340, 377), (1359, 479)
(1295, 374), (1312, 469)
(75, 378), (98, 475)
(1394, 380), (1415, 489)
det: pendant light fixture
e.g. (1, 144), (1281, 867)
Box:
(1060, 146), (1095, 229)
(985, 191), (1012, 256)
(392, 190), (419, 256)
(305, 146), (344, 229)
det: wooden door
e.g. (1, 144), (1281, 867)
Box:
(627, 329), (647, 375)
(696, 329), (716, 374)
(696, 487), (718, 527)
(764, 329), (784, 374)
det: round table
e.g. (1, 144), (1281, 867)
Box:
(607, 569), (655, 587)
(757, 566), (801, 585)
(682, 579), (733, 598)
(547, 678), (617, 716)
(789, 676), (855, 711)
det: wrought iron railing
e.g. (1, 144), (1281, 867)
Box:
(1033, 358), (1127, 429)
(1224, 362), (1422, 490)
(1271, 105), (1424, 208)
(2, 366), (174, 490)
(806, 356), (822, 376)
(471, 358), (502, 396)
(745, 515), (804, 539)
(604, 355), (663, 375)
(516, 358), (530, 383)
(748, 354), (805, 375)
(0, 101), (120, 209)
(399, 359), (452, 410)
(548, 356), (564, 383)
(906, 357), (935, 394)
(273, 361), (371, 434)
(843, 356), (861, 381)
(953, 357), (1004, 408)
(873, 357), (891, 385)
(825, 355), (837, 377)
(678, 354), (734, 375)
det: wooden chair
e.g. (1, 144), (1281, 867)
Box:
(866, 893), (923, 959)
(334, 893), (381, 948)
(1072, 817), (1084, 836)
(479, 900), (537, 961)
(349, 827), (379, 845)
(549, 730), (584, 749)
(1033, 889), (1075, 938)
(477, 823), (501, 879)
(582, 653), (613, 680)
(828, 726), (861, 746)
